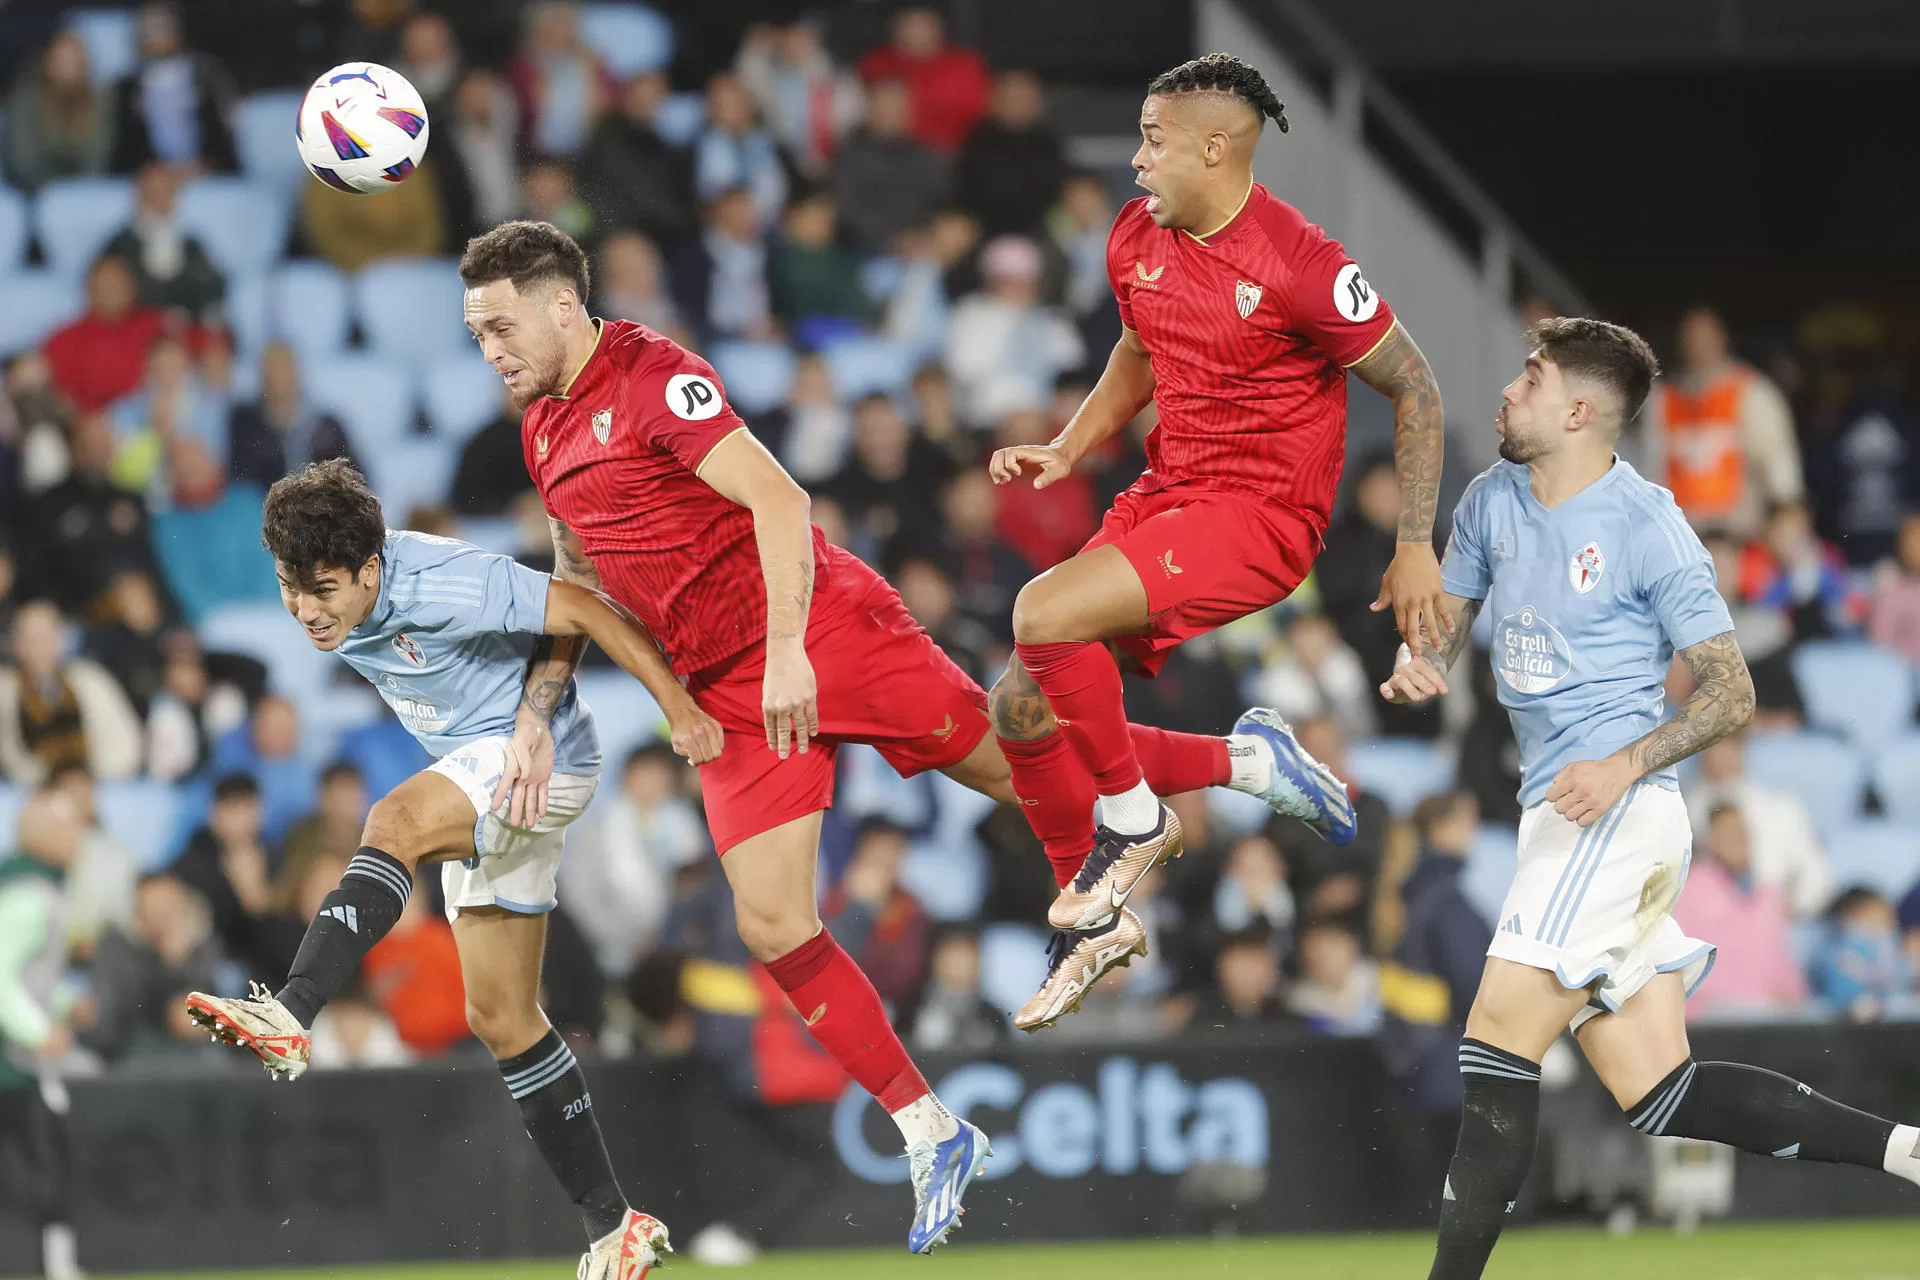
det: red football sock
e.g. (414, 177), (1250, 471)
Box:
(1015, 640), (1143, 795)
(1000, 731), (1097, 889)
(764, 929), (928, 1112)
(1128, 725), (1231, 795)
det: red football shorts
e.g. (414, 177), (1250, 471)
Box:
(1083, 483), (1321, 676)
(687, 550), (990, 854)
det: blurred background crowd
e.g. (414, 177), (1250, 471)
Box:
(1, 0), (1918, 1131)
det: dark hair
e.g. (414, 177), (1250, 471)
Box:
(320, 761), (363, 788)
(1706, 802), (1742, 826)
(458, 219), (591, 302)
(1525, 316), (1661, 426)
(1147, 53), (1288, 134)
(46, 760), (91, 788)
(213, 772), (261, 803)
(1412, 790), (1472, 843)
(1827, 885), (1889, 921)
(262, 459), (386, 585)
(623, 741), (679, 773)
(854, 816), (913, 844)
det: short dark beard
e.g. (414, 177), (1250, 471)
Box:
(1498, 436), (1546, 465)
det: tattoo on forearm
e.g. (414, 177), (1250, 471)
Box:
(769, 557), (814, 642)
(1423, 598), (1481, 672)
(1625, 631), (1755, 775)
(522, 676), (567, 723)
(547, 517), (602, 588)
(1352, 322), (1444, 544)
(989, 658), (1058, 742)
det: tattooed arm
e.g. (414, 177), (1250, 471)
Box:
(1378, 593), (1482, 704)
(1351, 320), (1449, 654)
(494, 517), (601, 825)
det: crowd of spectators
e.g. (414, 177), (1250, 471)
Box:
(1, 3), (1919, 1109)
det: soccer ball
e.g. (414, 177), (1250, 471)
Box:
(296, 63), (431, 194)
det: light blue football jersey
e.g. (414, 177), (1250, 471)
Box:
(1440, 459), (1733, 809)
(331, 531), (600, 776)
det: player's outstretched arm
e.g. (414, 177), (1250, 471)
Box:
(1352, 320), (1449, 655)
(1379, 592), (1481, 704)
(989, 327), (1154, 489)
(543, 580), (723, 765)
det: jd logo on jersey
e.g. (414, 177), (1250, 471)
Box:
(1134, 262), (1164, 288)
(666, 373), (724, 422)
(1235, 280), (1263, 320)
(591, 408), (612, 445)
(1570, 542), (1605, 594)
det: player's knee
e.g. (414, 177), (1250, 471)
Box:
(734, 902), (821, 963)
(464, 992), (541, 1057)
(1010, 579), (1074, 646)
(361, 796), (427, 868)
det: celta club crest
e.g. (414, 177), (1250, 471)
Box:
(1235, 279), (1263, 320)
(392, 632), (425, 666)
(592, 408), (612, 445)
(1570, 542), (1605, 594)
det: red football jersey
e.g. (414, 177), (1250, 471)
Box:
(1106, 182), (1396, 531)
(523, 319), (824, 675)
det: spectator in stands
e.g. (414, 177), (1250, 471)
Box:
(822, 819), (931, 1009)
(825, 392), (955, 559)
(1642, 306), (1800, 539)
(0, 600), (142, 785)
(856, 7), (991, 154)
(1871, 513), (1920, 663)
(1674, 804), (1805, 1019)
(206, 694), (317, 845)
(3, 30), (113, 190)
(21, 412), (161, 613)
(108, 2), (237, 174)
(364, 873), (470, 1055)
(302, 152), (447, 273)
(832, 78), (949, 255)
(82, 569), (171, 715)
(596, 231), (681, 335)
(280, 761), (367, 893)
(150, 436), (277, 623)
(226, 343), (358, 490)
(562, 743), (707, 979)
(769, 191), (871, 330)
(581, 71), (695, 251)
(734, 19), (862, 180)
(144, 631), (244, 782)
(1737, 498), (1865, 642)
(771, 354), (849, 484)
(1287, 921), (1381, 1035)
(956, 70), (1065, 238)
(914, 468), (1030, 645)
(6, 351), (69, 499)
(81, 872), (225, 1062)
(396, 11), (464, 118)
(44, 255), (169, 414)
(1456, 643), (1523, 825)
(893, 556), (997, 684)
(0, 543), (15, 667)
(110, 335), (228, 497)
(1187, 927), (1297, 1033)
(47, 761), (138, 956)
(944, 234), (1083, 427)
(308, 981), (413, 1070)
(1213, 832), (1296, 959)
(1686, 731), (1831, 919)
(1269, 715), (1389, 935)
(451, 384), (530, 516)
(445, 70), (523, 231)
(173, 772), (281, 982)
(521, 158), (595, 245)
(103, 162), (226, 324)
(1801, 358), (1919, 568)
(669, 187), (773, 345)
(1051, 173), (1120, 351)
(912, 363), (971, 463)
(1701, 531), (1802, 725)
(878, 226), (955, 366)
(695, 72), (788, 231)
(1811, 888), (1911, 1022)
(507, 0), (611, 158)
(903, 925), (1005, 1052)
(989, 405), (1096, 571)
(1253, 613), (1379, 746)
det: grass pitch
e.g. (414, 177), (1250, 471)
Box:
(125, 1221), (1920, 1280)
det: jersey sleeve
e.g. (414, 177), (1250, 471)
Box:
(1439, 472), (1494, 601)
(1281, 223), (1397, 368)
(1637, 501), (1736, 650)
(632, 347), (749, 474)
(1105, 204), (1138, 332)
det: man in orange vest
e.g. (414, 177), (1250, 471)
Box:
(1643, 307), (1802, 537)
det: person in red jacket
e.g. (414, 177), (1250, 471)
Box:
(855, 7), (989, 153)
(42, 256), (168, 413)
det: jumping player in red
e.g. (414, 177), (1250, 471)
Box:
(989, 54), (1450, 1027)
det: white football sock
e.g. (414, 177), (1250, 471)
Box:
(1224, 734), (1273, 794)
(42, 1223), (80, 1280)
(892, 1092), (960, 1146)
(1884, 1124), (1920, 1185)
(1098, 779), (1160, 835)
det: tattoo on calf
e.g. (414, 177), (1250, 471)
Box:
(989, 659), (1057, 742)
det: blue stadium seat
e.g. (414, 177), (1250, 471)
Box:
(1793, 641), (1916, 750)
(1460, 824), (1519, 927)
(1823, 819), (1920, 899)
(1346, 736), (1456, 816)
(224, 271), (268, 354)
(1208, 786), (1276, 836)
(0, 186), (27, 273)
(65, 8), (137, 87)
(822, 336), (914, 401)
(199, 601), (335, 702)
(1874, 734), (1920, 824)
(301, 686), (385, 766)
(652, 93), (706, 147)
(177, 177), (291, 278)
(1742, 731), (1867, 836)
(0, 784), (22, 854)
(234, 92), (310, 197)
(421, 354), (503, 442)
(978, 923), (1050, 1017)
(581, 4), (675, 77)
(362, 436), (457, 520)
(33, 177), (135, 277)
(268, 260), (351, 360)
(303, 353), (414, 448)
(899, 772), (998, 922)
(860, 256), (907, 303)
(456, 517), (521, 555)
(573, 671), (665, 766)
(353, 257), (470, 362)
(708, 341), (795, 416)
(0, 270), (83, 357)
(97, 779), (183, 872)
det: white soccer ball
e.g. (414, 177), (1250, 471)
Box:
(296, 62), (431, 194)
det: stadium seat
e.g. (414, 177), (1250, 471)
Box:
(1208, 785), (1276, 836)
(1346, 736), (1456, 816)
(421, 354), (504, 442)
(363, 436), (457, 521)
(0, 785), (22, 858)
(303, 353), (415, 448)
(978, 923), (1050, 1018)
(224, 271), (268, 354)
(177, 177), (291, 277)
(1742, 731), (1867, 836)
(901, 772), (999, 921)
(1793, 641), (1916, 750)
(1460, 824), (1520, 927)
(456, 516), (521, 555)
(353, 257), (471, 362)
(822, 336), (915, 401)
(96, 779), (183, 872)
(0, 270), (83, 358)
(573, 671), (665, 766)
(1823, 819), (1920, 899)
(581, 4), (675, 77)
(708, 341), (795, 416)
(32, 177), (134, 277)
(652, 93), (706, 147)
(65, 8), (137, 87)
(0, 186), (26, 273)
(302, 686), (385, 766)
(199, 601), (335, 702)
(841, 745), (933, 829)
(1873, 734), (1920, 824)
(234, 92), (310, 197)
(268, 260), (351, 360)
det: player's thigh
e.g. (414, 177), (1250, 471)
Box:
(938, 717), (1016, 804)
(720, 808), (827, 961)
(363, 767), (482, 865)
(1010, 544), (1150, 644)
(1574, 970), (1693, 1109)
(451, 905), (550, 1057)
(1464, 956), (1590, 1063)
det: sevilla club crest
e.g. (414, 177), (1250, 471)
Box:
(1570, 542), (1605, 594)
(591, 408), (613, 445)
(1235, 279), (1263, 320)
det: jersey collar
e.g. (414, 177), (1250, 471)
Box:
(549, 319), (605, 402)
(1183, 180), (1256, 246)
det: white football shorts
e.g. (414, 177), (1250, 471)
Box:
(1488, 780), (1716, 1030)
(427, 735), (600, 918)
